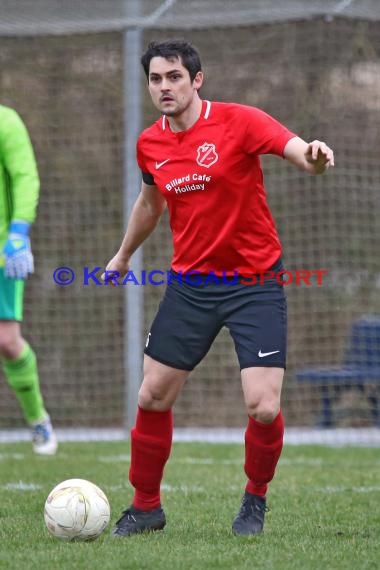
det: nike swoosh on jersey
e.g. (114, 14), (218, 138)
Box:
(258, 350), (280, 358)
(155, 159), (170, 169)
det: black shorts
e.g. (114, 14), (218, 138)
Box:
(144, 259), (287, 371)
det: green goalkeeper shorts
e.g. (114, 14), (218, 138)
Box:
(0, 268), (25, 321)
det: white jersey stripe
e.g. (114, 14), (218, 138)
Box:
(204, 100), (211, 119)
(161, 100), (211, 131)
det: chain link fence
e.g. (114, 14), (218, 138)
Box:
(0, 1), (379, 438)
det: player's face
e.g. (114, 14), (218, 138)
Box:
(148, 56), (203, 116)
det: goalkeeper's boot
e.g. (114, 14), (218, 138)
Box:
(31, 415), (58, 455)
(232, 491), (267, 536)
(112, 506), (166, 537)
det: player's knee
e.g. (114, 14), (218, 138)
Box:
(247, 399), (280, 423)
(137, 388), (154, 409)
(0, 334), (22, 359)
(137, 383), (171, 411)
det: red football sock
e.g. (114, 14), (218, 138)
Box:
(244, 410), (284, 497)
(129, 406), (173, 510)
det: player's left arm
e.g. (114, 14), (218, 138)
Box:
(0, 108), (39, 278)
(0, 107), (40, 221)
(283, 136), (334, 175)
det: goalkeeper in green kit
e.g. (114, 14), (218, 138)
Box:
(0, 104), (57, 454)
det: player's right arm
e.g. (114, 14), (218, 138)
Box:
(102, 180), (165, 282)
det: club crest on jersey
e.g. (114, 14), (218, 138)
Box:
(196, 142), (219, 168)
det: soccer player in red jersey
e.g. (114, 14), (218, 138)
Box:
(105, 39), (334, 537)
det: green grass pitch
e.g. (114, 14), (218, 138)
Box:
(0, 441), (379, 570)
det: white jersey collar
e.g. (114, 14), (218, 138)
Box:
(161, 100), (211, 131)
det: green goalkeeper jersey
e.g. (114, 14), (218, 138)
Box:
(0, 104), (40, 267)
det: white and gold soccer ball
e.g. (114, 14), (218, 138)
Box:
(44, 478), (111, 541)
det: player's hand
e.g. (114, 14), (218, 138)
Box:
(3, 220), (34, 280)
(305, 140), (334, 173)
(101, 252), (130, 287)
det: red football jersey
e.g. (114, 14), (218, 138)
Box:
(137, 100), (296, 275)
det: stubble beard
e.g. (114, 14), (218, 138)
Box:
(161, 102), (180, 117)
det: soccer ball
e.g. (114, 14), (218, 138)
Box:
(44, 478), (111, 541)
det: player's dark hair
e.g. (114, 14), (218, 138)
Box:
(141, 39), (202, 82)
